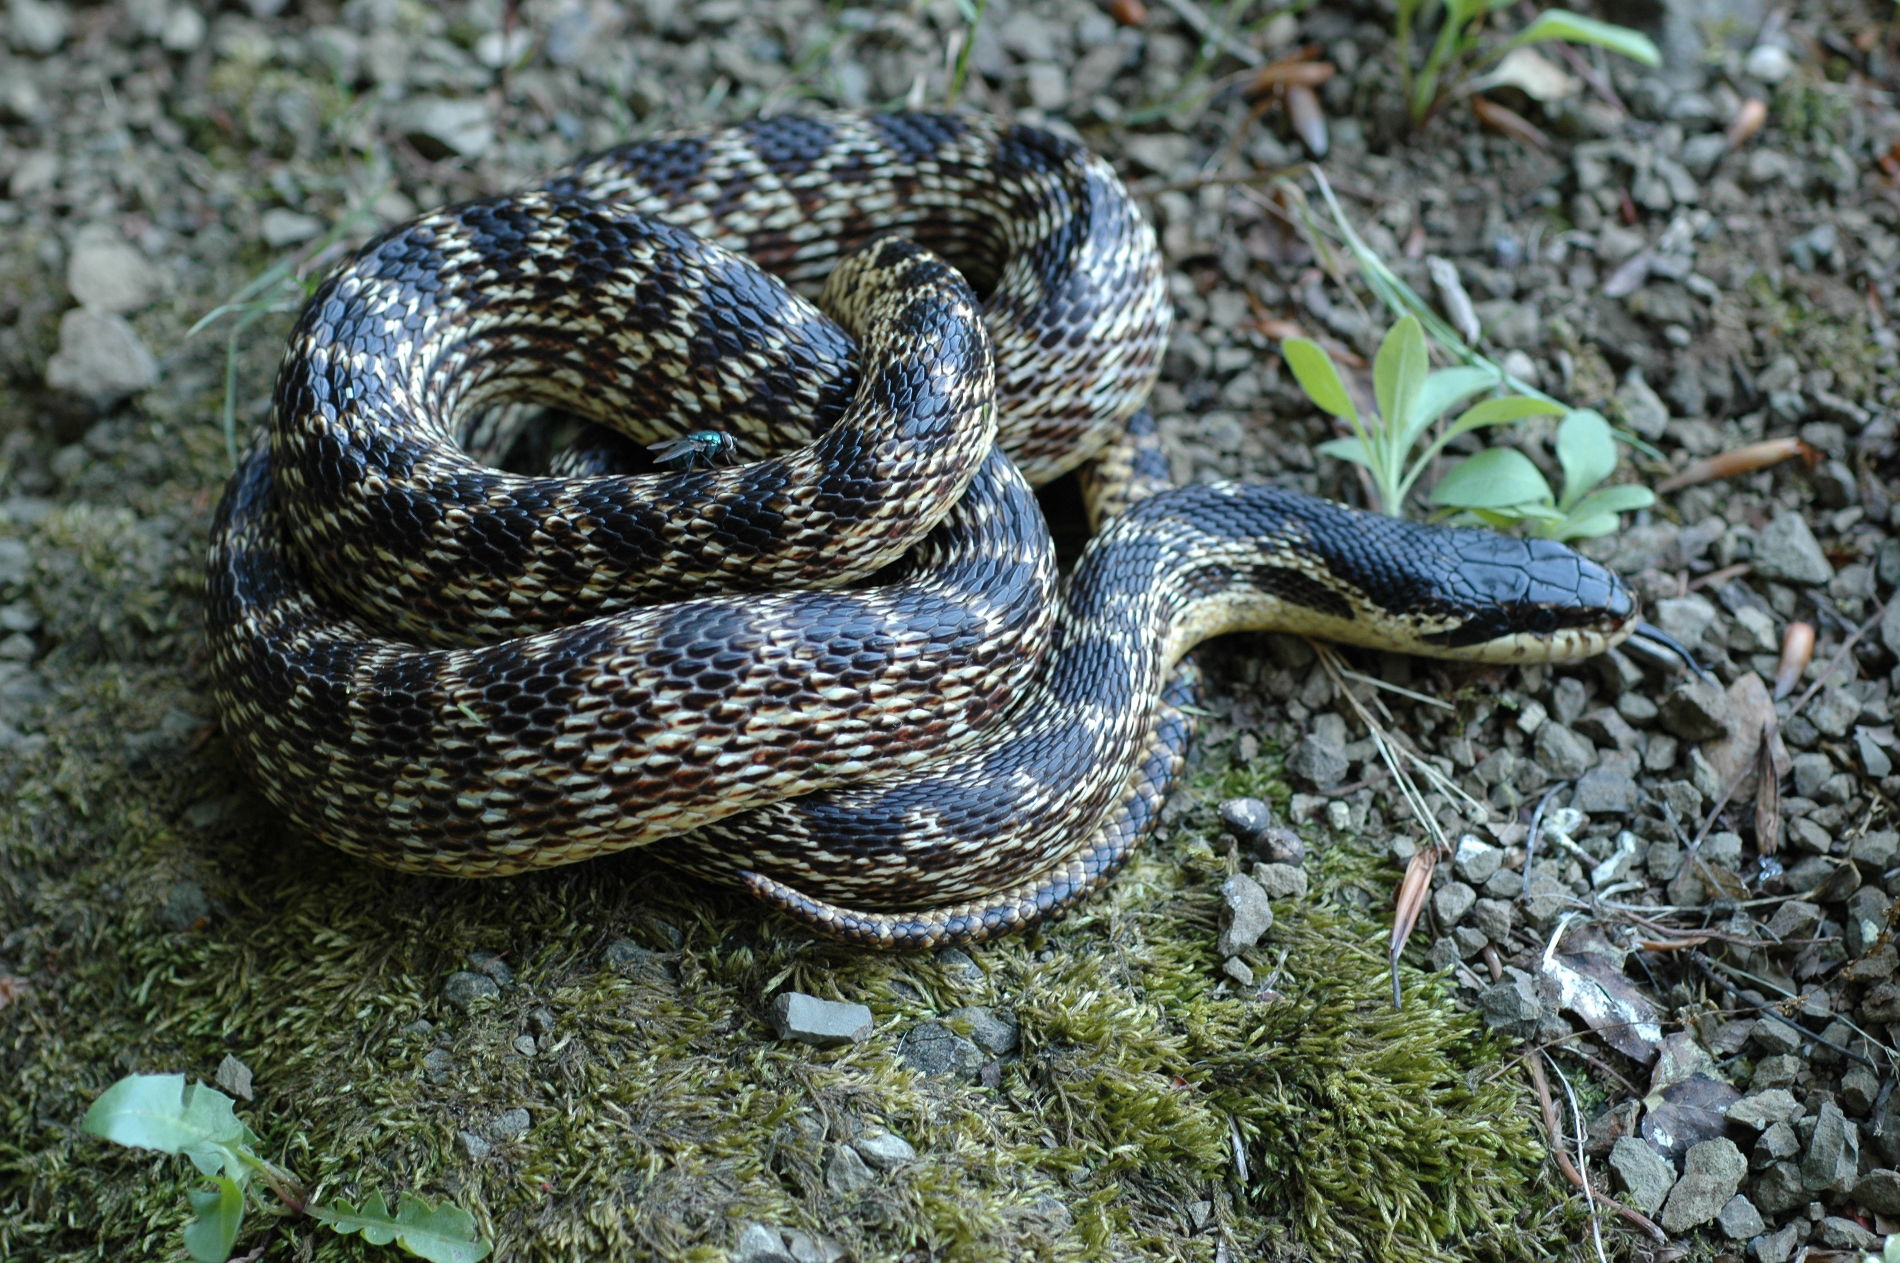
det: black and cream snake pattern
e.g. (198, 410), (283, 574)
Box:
(207, 113), (1643, 947)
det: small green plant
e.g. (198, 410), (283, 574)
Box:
(1283, 316), (1653, 541)
(82, 1073), (490, 1263)
(1393, 1), (1660, 126)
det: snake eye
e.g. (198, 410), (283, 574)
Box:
(1530, 606), (1560, 635)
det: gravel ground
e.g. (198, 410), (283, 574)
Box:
(2, 1), (1898, 1261)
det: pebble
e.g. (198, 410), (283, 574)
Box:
(1851, 1168), (1900, 1214)
(44, 309), (160, 407)
(945, 1005), (1017, 1056)
(67, 225), (165, 314)
(1573, 762), (1640, 814)
(1715, 1193), (1763, 1239)
(1727, 1089), (1801, 1130)
(1609, 1136), (1674, 1215)
(1658, 1137), (1746, 1232)
(825, 1143), (875, 1196)
(1744, 43), (1794, 85)
(1814, 1216), (1878, 1250)
(487, 1107), (531, 1141)
(1286, 731), (1349, 788)
(441, 971), (499, 1012)
(1432, 880), (1475, 927)
(1215, 873), (1273, 956)
(1478, 969), (1542, 1036)
(1752, 514), (1834, 584)
(1751, 1221), (1803, 1263)
(1532, 722), (1594, 779)
(1452, 836), (1503, 884)
(768, 993), (872, 1047)
(393, 96), (494, 158)
(897, 1021), (984, 1079)
(1801, 1100), (1858, 1191)
(851, 1131), (917, 1171)
(7, 0), (69, 53)
(1657, 678), (1730, 741)
(1250, 862), (1307, 900)
(260, 207), (324, 247)
(458, 1130), (490, 1159)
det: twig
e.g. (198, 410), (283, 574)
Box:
(1546, 1056), (1611, 1263)
(1151, 0), (1262, 66)
(1520, 781), (1571, 899)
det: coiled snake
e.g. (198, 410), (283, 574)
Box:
(208, 113), (1646, 947)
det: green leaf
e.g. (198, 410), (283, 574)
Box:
(1554, 409), (1618, 509)
(1372, 317), (1429, 452)
(1504, 9), (1661, 65)
(317, 1190), (492, 1263)
(1442, 394), (1566, 440)
(1282, 339), (1358, 421)
(82, 1075), (259, 1181)
(1546, 512), (1622, 540)
(1316, 435), (1373, 466)
(1400, 366), (1498, 450)
(1564, 483), (1655, 521)
(1428, 448), (1553, 509)
(184, 1176), (246, 1263)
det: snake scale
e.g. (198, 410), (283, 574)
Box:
(207, 112), (1643, 947)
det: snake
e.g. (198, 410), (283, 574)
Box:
(206, 112), (1660, 948)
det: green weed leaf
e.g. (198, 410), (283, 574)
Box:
(82, 1074), (260, 1181)
(1403, 366), (1498, 450)
(183, 1176), (246, 1263)
(317, 1190), (491, 1263)
(1505, 9), (1660, 65)
(1442, 395), (1565, 440)
(1429, 448), (1552, 509)
(1315, 436), (1372, 466)
(1554, 409), (1618, 510)
(1373, 316), (1429, 451)
(1282, 339), (1358, 421)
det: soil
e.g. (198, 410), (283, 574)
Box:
(2, 2), (1897, 1261)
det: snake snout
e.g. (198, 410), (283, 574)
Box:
(1420, 533), (1640, 662)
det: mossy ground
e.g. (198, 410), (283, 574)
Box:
(0, 425), (1584, 1259)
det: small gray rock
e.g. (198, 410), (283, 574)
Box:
(825, 1143), (875, 1196)
(852, 1131), (917, 1171)
(734, 1223), (797, 1263)
(1433, 880), (1476, 927)
(1727, 1089), (1801, 1130)
(1217, 797), (1274, 845)
(0, 538), (30, 593)
(441, 970), (499, 1012)
(1609, 1136), (1674, 1215)
(1453, 836), (1503, 884)
(768, 993), (873, 1047)
(1250, 861), (1307, 900)
(1715, 1193), (1763, 1239)
(44, 308), (159, 407)
(67, 225), (165, 314)
(457, 1130), (491, 1160)
(1657, 679), (1730, 741)
(260, 207), (325, 248)
(1216, 873), (1273, 956)
(393, 96), (494, 158)
(7, 0), (68, 52)
(1533, 722), (1595, 779)
(897, 1021), (984, 1079)
(1881, 592), (1900, 658)
(1478, 968), (1542, 1035)
(1753, 1120), (1800, 1165)
(1852, 1167), (1900, 1214)
(214, 1054), (253, 1101)
(1801, 1099), (1857, 1190)
(1658, 1137), (1746, 1233)
(420, 1048), (454, 1083)
(1814, 1216), (1877, 1250)
(1573, 763), (1639, 814)
(946, 1005), (1018, 1056)
(1750, 1221), (1802, 1263)
(1752, 514), (1834, 585)
(487, 1107), (530, 1141)
(1286, 732), (1349, 787)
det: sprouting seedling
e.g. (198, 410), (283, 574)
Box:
(1282, 318), (1654, 540)
(1427, 406), (1657, 541)
(82, 1073), (491, 1263)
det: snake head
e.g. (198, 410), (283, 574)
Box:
(1414, 531), (1640, 663)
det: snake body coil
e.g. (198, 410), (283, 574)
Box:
(208, 113), (1640, 946)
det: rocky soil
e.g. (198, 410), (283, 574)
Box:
(2, 1), (1898, 1261)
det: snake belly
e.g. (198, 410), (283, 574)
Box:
(207, 112), (1639, 943)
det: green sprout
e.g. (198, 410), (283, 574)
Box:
(1283, 317), (1654, 541)
(1393, 1), (1660, 126)
(82, 1073), (490, 1263)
